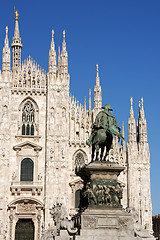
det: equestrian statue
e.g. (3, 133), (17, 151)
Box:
(86, 104), (124, 161)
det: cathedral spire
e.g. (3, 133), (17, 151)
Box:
(94, 64), (102, 119)
(62, 30), (66, 52)
(96, 64), (100, 86)
(130, 97), (134, 118)
(51, 30), (55, 51)
(128, 97), (136, 143)
(11, 10), (22, 72)
(49, 30), (56, 77)
(61, 30), (68, 79)
(121, 121), (126, 151)
(137, 98), (148, 143)
(61, 30), (68, 76)
(2, 26), (10, 74)
(4, 26), (9, 47)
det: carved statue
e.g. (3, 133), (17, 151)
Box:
(15, 10), (19, 21)
(86, 104), (124, 161)
(41, 203), (78, 240)
(40, 227), (56, 240)
(84, 183), (97, 205)
(127, 208), (155, 239)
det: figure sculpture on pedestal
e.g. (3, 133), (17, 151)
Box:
(86, 104), (124, 161)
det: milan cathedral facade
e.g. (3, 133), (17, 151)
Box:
(0, 12), (152, 240)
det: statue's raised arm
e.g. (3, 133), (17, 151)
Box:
(86, 104), (124, 162)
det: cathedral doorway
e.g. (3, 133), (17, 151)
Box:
(15, 219), (34, 240)
(8, 198), (43, 240)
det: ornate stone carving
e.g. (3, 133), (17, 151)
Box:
(127, 208), (155, 239)
(17, 202), (35, 212)
(75, 152), (85, 173)
(11, 171), (17, 181)
(41, 203), (77, 240)
(84, 182), (123, 208)
(83, 217), (96, 228)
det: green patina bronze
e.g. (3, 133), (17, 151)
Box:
(83, 181), (123, 208)
(86, 104), (124, 161)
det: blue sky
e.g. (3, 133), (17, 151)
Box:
(0, 0), (160, 215)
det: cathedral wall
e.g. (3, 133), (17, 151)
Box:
(0, 90), (47, 239)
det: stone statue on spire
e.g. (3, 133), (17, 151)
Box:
(15, 10), (19, 20)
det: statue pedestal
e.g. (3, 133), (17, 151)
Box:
(79, 208), (135, 240)
(81, 161), (125, 209)
(75, 161), (155, 240)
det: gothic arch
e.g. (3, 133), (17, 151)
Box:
(72, 149), (88, 174)
(18, 97), (39, 136)
(19, 97), (39, 112)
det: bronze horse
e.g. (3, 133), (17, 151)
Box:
(91, 127), (124, 162)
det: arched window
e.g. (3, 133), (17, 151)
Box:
(75, 152), (85, 174)
(22, 101), (35, 136)
(21, 158), (34, 181)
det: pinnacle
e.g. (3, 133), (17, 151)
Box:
(50, 29), (55, 51)
(96, 64), (100, 86)
(62, 30), (66, 52)
(129, 97), (134, 118)
(4, 26), (9, 47)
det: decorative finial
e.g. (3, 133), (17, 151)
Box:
(6, 26), (8, 37)
(139, 100), (141, 109)
(15, 10), (19, 21)
(63, 30), (65, 40)
(96, 64), (100, 86)
(52, 30), (54, 41)
(130, 97), (133, 108)
(141, 97), (144, 109)
(96, 64), (99, 72)
(4, 26), (9, 47)
(129, 97), (134, 118)
(58, 46), (60, 55)
(96, 64), (99, 76)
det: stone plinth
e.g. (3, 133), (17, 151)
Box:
(80, 161), (125, 209)
(78, 208), (135, 240)
(75, 161), (155, 240)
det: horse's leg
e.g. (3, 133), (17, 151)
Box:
(100, 146), (104, 161)
(95, 144), (99, 161)
(108, 134), (113, 151)
(103, 146), (108, 161)
(92, 145), (95, 162)
(104, 133), (113, 161)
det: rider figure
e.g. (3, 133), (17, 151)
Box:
(86, 104), (121, 147)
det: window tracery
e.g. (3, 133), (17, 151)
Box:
(22, 101), (35, 136)
(75, 152), (85, 174)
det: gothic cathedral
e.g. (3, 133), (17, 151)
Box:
(0, 12), (152, 240)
